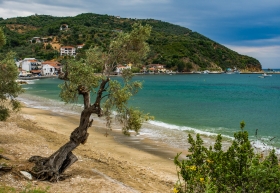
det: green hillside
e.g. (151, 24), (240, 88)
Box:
(0, 13), (262, 72)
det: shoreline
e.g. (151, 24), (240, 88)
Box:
(0, 105), (181, 192)
(17, 75), (58, 80)
(21, 104), (190, 160)
(2, 101), (279, 191)
(18, 92), (280, 157)
(17, 71), (280, 81)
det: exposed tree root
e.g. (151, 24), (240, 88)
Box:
(29, 145), (78, 182)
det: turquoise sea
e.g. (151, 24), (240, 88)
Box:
(19, 73), (280, 153)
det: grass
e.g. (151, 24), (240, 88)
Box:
(0, 184), (49, 193)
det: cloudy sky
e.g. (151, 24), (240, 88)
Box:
(1, 0), (280, 68)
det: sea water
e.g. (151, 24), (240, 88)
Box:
(19, 74), (280, 153)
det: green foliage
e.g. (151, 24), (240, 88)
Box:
(131, 66), (141, 73)
(104, 74), (153, 135)
(0, 106), (10, 121)
(60, 23), (153, 134)
(0, 185), (15, 193)
(0, 13), (261, 71)
(59, 47), (103, 103)
(0, 28), (23, 121)
(108, 23), (151, 66)
(174, 121), (280, 193)
(0, 27), (6, 47)
(0, 184), (49, 193)
(20, 184), (49, 193)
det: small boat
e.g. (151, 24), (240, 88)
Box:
(202, 70), (209, 74)
(258, 73), (272, 78)
(262, 73), (272, 77)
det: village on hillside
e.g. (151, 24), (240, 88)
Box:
(14, 23), (256, 78)
(17, 56), (174, 79)
(16, 24), (275, 79)
(15, 23), (177, 79)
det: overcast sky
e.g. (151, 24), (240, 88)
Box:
(1, 0), (280, 68)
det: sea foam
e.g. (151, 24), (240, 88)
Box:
(18, 93), (280, 156)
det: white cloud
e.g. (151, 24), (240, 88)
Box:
(0, 1), (83, 18)
(0, 0), (279, 68)
(226, 45), (280, 68)
(0, 0), (171, 19)
(0, 8), (32, 19)
(243, 36), (280, 46)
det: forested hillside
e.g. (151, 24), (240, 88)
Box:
(0, 13), (262, 71)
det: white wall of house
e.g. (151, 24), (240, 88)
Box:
(21, 60), (31, 71)
(115, 65), (131, 74)
(21, 58), (42, 71)
(77, 44), (84, 49)
(42, 64), (55, 76)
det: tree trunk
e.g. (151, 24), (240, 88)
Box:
(28, 78), (108, 182)
(29, 110), (92, 182)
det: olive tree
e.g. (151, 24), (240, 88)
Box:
(29, 23), (153, 181)
(0, 28), (22, 121)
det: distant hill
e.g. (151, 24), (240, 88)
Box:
(0, 13), (262, 72)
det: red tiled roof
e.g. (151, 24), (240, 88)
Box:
(28, 60), (38, 62)
(42, 61), (60, 65)
(42, 63), (61, 68)
(49, 64), (60, 68)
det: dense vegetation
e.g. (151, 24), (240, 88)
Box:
(174, 121), (280, 193)
(0, 28), (23, 121)
(0, 13), (261, 71)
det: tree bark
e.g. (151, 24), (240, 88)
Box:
(29, 112), (91, 182)
(29, 78), (109, 182)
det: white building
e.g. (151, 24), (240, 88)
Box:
(115, 64), (132, 74)
(42, 64), (55, 76)
(21, 58), (41, 72)
(77, 44), (84, 49)
(41, 61), (62, 74)
(60, 46), (76, 56)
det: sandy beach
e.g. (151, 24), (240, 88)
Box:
(0, 105), (188, 193)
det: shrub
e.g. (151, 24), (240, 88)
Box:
(0, 106), (10, 121)
(174, 121), (280, 193)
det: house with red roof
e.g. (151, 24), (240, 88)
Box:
(77, 44), (85, 49)
(21, 58), (42, 72)
(147, 64), (167, 73)
(41, 64), (55, 76)
(41, 61), (62, 74)
(115, 63), (132, 74)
